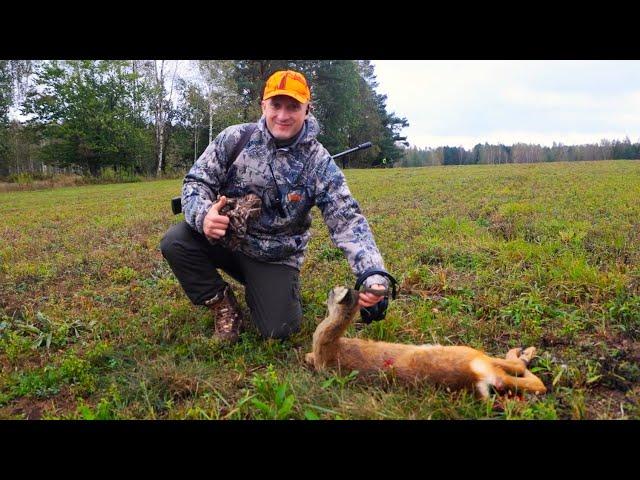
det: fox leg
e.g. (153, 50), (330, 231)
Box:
(490, 346), (545, 395)
(505, 346), (537, 364)
(505, 348), (522, 361)
(495, 368), (547, 395)
(490, 357), (527, 376)
(493, 346), (538, 375)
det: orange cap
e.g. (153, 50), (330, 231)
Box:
(263, 70), (311, 104)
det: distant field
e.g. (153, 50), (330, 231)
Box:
(1, 160), (639, 419)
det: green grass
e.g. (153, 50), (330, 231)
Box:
(1, 160), (639, 419)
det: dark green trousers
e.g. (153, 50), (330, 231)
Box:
(160, 221), (302, 339)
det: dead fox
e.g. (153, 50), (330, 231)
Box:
(305, 286), (547, 399)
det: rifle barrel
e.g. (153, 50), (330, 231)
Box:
(332, 142), (372, 160)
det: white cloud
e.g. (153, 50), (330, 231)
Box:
(502, 86), (603, 110)
(371, 60), (640, 149)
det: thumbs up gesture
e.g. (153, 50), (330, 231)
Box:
(203, 196), (230, 240)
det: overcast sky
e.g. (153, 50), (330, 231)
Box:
(371, 60), (640, 150)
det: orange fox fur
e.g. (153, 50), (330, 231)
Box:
(305, 286), (547, 399)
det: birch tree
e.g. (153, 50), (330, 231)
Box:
(199, 60), (246, 139)
(139, 60), (181, 176)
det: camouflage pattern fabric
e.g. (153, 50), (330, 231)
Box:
(218, 193), (262, 251)
(181, 114), (388, 288)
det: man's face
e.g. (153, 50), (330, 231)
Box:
(261, 95), (308, 141)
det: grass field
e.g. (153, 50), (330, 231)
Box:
(1, 160), (639, 419)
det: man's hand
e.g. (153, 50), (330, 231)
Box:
(358, 284), (386, 308)
(203, 196), (229, 240)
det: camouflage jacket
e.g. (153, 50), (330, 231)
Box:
(182, 114), (387, 288)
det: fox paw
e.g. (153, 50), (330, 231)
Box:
(505, 348), (523, 361)
(304, 352), (315, 366)
(519, 347), (537, 365)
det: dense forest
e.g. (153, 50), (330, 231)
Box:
(0, 60), (409, 179)
(397, 139), (640, 167)
(1, 60), (638, 182)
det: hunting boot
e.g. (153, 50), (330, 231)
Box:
(204, 284), (244, 343)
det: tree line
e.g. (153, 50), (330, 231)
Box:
(0, 60), (409, 179)
(398, 138), (640, 167)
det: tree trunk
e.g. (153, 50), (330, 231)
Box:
(194, 119), (198, 162)
(157, 120), (164, 175)
(155, 61), (165, 176)
(209, 100), (213, 145)
(155, 60), (179, 176)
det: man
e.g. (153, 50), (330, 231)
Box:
(161, 69), (388, 343)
